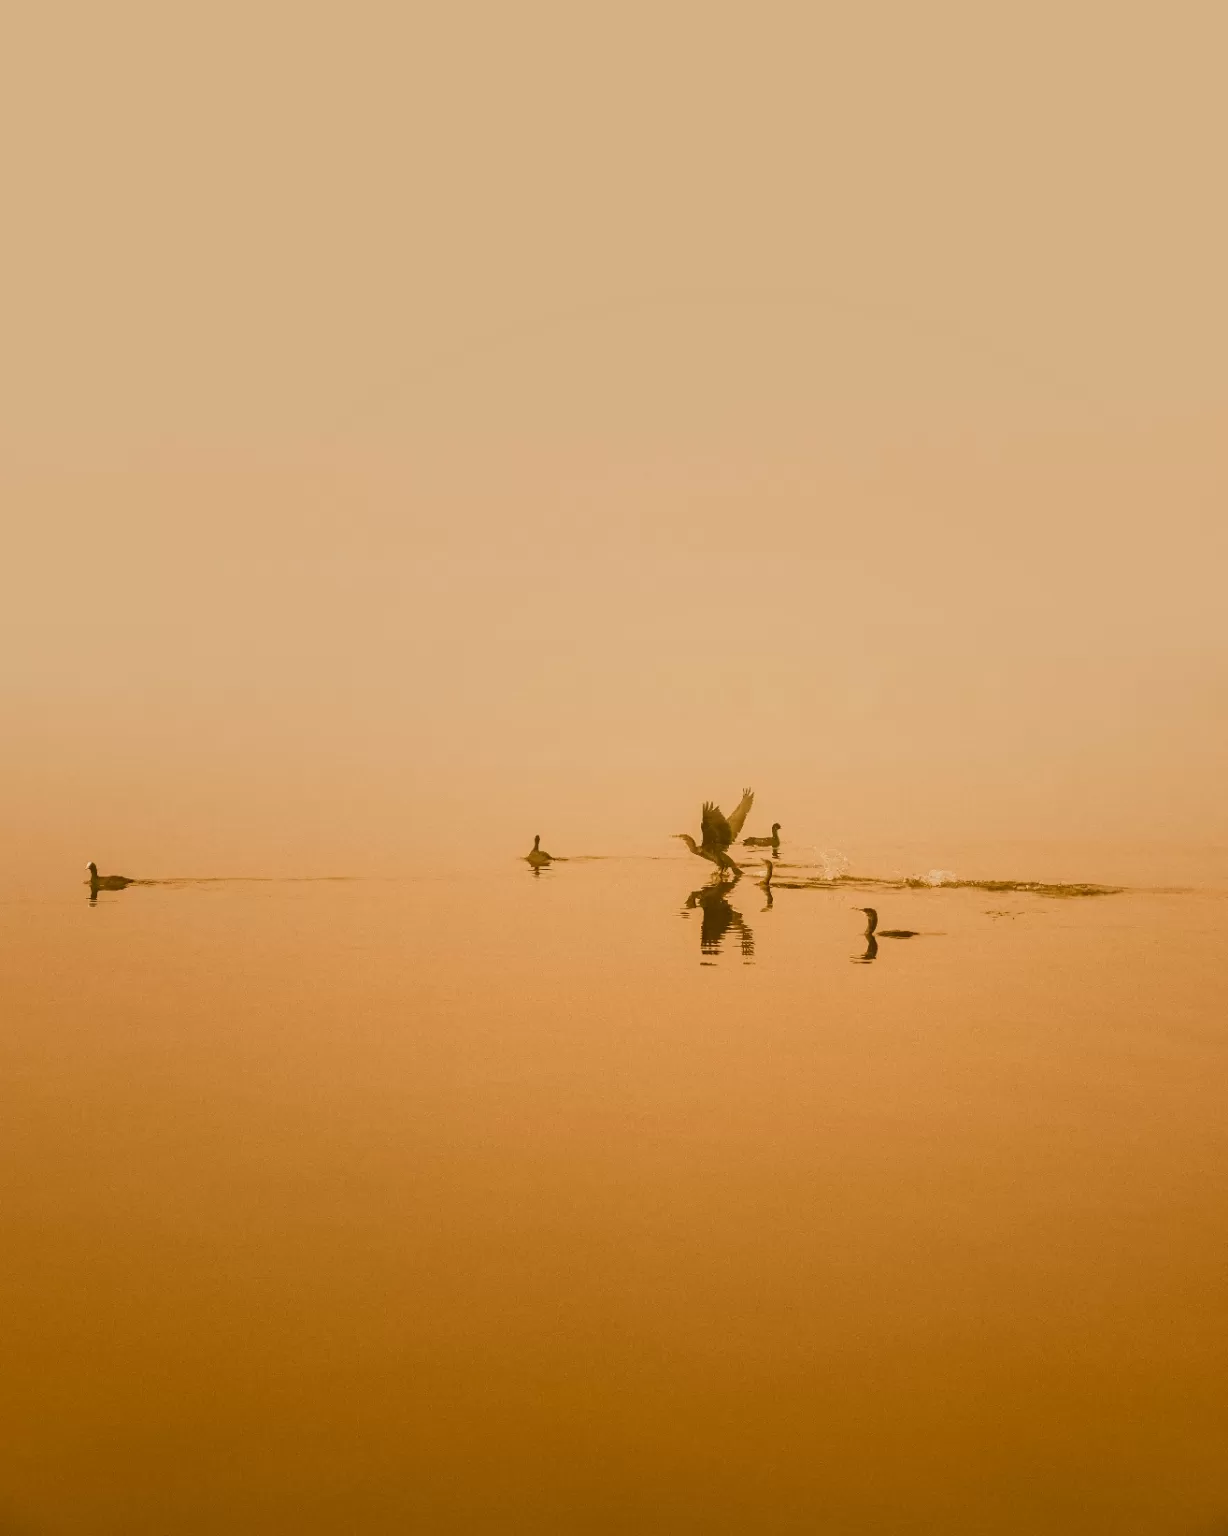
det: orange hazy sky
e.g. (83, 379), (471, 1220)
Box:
(2, 2), (1225, 881)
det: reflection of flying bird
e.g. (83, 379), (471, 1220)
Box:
(743, 822), (781, 848)
(525, 835), (553, 868)
(855, 907), (919, 939)
(87, 861), (132, 893)
(676, 788), (754, 879)
(684, 881), (755, 959)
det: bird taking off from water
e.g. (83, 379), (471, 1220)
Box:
(526, 835), (553, 868)
(743, 822), (781, 848)
(675, 788), (754, 879)
(855, 907), (918, 939)
(86, 861), (132, 893)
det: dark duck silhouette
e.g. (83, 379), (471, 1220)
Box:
(855, 907), (919, 939)
(525, 835), (553, 868)
(676, 788), (753, 880)
(87, 861), (133, 894)
(743, 822), (781, 848)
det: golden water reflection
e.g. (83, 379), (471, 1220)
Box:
(2, 855), (1227, 1533)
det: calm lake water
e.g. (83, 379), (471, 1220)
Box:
(2, 846), (1226, 1534)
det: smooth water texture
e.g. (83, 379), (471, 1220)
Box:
(2, 848), (1227, 1534)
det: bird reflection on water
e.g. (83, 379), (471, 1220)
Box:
(852, 932), (879, 964)
(683, 877), (755, 964)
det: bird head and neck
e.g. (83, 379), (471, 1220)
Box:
(87, 862), (98, 879)
(855, 906), (879, 935)
(674, 834), (700, 855)
(771, 823), (781, 836)
(762, 860), (774, 884)
(533, 835), (541, 851)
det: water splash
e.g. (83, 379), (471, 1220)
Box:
(916, 869), (958, 887)
(813, 847), (851, 881)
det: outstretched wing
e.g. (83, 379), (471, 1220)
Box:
(724, 787), (754, 840)
(700, 801), (733, 852)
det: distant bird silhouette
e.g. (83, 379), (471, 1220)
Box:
(525, 835), (553, 868)
(855, 907), (918, 939)
(759, 859), (775, 908)
(87, 861), (132, 894)
(743, 822), (781, 848)
(676, 788), (753, 879)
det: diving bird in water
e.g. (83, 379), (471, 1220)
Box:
(855, 907), (919, 939)
(675, 788), (754, 880)
(525, 835), (553, 868)
(86, 861), (132, 895)
(743, 822), (781, 848)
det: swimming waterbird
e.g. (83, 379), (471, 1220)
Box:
(87, 862), (132, 892)
(676, 789), (754, 880)
(855, 907), (918, 939)
(743, 822), (781, 848)
(526, 835), (553, 868)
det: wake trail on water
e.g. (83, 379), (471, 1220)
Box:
(121, 865), (1144, 899)
(769, 872), (1125, 898)
(126, 876), (364, 887)
(536, 851), (1131, 896)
